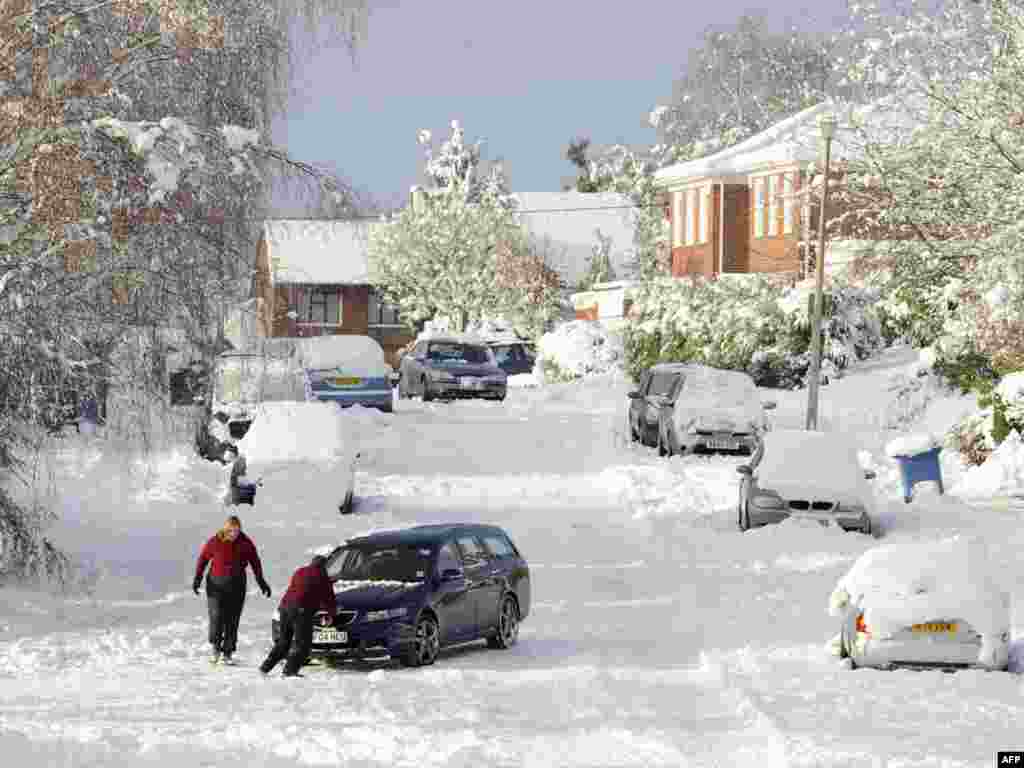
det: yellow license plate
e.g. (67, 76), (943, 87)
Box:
(911, 622), (957, 634)
(331, 376), (361, 387)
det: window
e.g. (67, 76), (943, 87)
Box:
(455, 536), (489, 568)
(328, 545), (433, 582)
(368, 289), (401, 327)
(698, 187), (708, 244)
(754, 179), (765, 238)
(492, 345), (513, 365)
(648, 371), (679, 398)
(305, 287), (340, 325)
(483, 534), (515, 558)
(685, 190), (696, 245)
(768, 176), (779, 236)
(673, 191), (684, 247)
(783, 173), (794, 234)
(427, 343), (493, 364)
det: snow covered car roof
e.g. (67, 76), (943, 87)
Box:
(754, 430), (875, 511)
(829, 535), (1009, 639)
(295, 335), (389, 376)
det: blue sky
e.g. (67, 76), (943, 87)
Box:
(272, 0), (850, 212)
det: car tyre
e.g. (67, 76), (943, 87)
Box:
(486, 596), (519, 649)
(627, 416), (639, 444)
(421, 378), (433, 402)
(400, 614), (440, 667)
(657, 428), (668, 457)
(738, 502), (751, 532)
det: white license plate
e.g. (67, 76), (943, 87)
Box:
(459, 377), (482, 389)
(312, 628), (348, 644)
(708, 439), (738, 450)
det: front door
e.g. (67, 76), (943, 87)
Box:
(433, 541), (474, 642)
(455, 534), (501, 639)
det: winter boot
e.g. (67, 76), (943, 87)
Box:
(222, 653), (236, 666)
(210, 650), (222, 665)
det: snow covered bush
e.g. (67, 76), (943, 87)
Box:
(622, 275), (885, 388)
(946, 372), (1024, 467)
(535, 321), (624, 383)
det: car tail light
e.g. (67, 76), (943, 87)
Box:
(856, 613), (871, 636)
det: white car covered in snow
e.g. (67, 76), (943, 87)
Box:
(230, 401), (361, 515)
(737, 429), (875, 534)
(830, 536), (1011, 671)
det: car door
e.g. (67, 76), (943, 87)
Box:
(454, 534), (500, 638)
(643, 371), (675, 444)
(433, 541), (475, 642)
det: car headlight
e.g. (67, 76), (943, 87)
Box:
(363, 607), (408, 622)
(751, 493), (785, 510)
(428, 371), (456, 382)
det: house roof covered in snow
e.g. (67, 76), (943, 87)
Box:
(263, 220), (383, 285)
(512, 192), (637, 289)
(653, 97), (919, 185)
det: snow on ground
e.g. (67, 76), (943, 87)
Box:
(3, 342), (1024, 765)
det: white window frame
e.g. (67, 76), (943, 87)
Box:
(685, 189), (696, 245)
(768, 176), (779, 236)
(698, 185), (709, 243)
(753, 179), (765, 238)
(783, 173), (794, 234)
(673, 190), (684, 247)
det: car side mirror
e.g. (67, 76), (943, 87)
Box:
(864, 470), (876, 480)
(389, 371), (401, 384)
(627, 391), (642, 399)
(441, 568), (464, 582)
(736, 465), (753, 476)
(762, 401), (777, 411)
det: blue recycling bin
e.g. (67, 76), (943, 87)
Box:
(893, 446), (944, 504)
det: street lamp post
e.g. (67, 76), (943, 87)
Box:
(805, 112), (837, 431)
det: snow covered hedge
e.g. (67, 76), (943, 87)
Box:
(622, 275), (886, 388)
(534, 321), (624, 383)
(947, 370), (1024, 467)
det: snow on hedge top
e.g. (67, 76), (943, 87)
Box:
(296, 336), (388, 376)
(264, 220), (381, 285)
(997, 372), (1024, 403)
(670, 366), (765, 434)
(536, 320), (623, 380)
(828, 536), (1009, 640)
(756, 430), (873, 510)
(234, 402), (353, 464)
(885, 432), (942, 458)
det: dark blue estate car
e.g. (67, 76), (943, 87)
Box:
(272, 523), (530, 667)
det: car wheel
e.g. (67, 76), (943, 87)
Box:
(738, 502), (751, 532)
(421, 378), (433, 402)
(397, 375), (407, 399)
(486, 596), (520, 650)
(627, 416), (639, 443)
(400, 613), (440, 667)
(379, 400), (393, 414)
(657, 428), (668, 457)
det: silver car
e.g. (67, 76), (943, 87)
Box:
(737, 429), (875, 534)
(398, 337), (508, 402)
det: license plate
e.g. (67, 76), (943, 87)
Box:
(911, 622), (957, 634)
(459, 377), (481, 389)
(312, 628), (348, 644)
(708, 439), (739, 450)
(331, 377), (361, 387)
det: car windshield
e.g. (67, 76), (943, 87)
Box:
(427, 343), (492, 365)
(327, 544), (434, 583)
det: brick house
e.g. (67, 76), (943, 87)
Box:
(252, 220), (413, 366)
(652, 100), (909, 280)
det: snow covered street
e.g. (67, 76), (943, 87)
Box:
(2, 346), (1024, 766)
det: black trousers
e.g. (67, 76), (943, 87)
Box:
(206, 574), (246, 655)
(260, 603), (313, 675)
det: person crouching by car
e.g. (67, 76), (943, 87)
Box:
(193, 515), (272, 665)
(259, 555), (336, 677)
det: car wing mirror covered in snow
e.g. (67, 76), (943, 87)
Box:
(864, 470), (877, 480)
(441, 568), (464, 582)
(736, 465), (753, 476)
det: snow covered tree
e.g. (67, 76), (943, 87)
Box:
(494, 236), (563, 338)
(418, 120), (512, 206)
(369, 179), (523, 333)
(577, 229), (616, 290)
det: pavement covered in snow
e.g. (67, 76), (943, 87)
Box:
(2, 345), (1024, 766)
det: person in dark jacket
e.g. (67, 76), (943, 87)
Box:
(259, 554), (336, 677)
(193, 515), (272, 665)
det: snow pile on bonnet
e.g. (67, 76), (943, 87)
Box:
(234, 402), (352, 464)
(885, 432), (941, 458)
(829, 536), (1009, 653)
(756, 430), (874, 511)
(954, 430), (1024, 497)
(536, 320), (624, 383)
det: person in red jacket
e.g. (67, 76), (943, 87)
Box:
(193, 515), (272, 665)
(259, 554), (336, 677)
